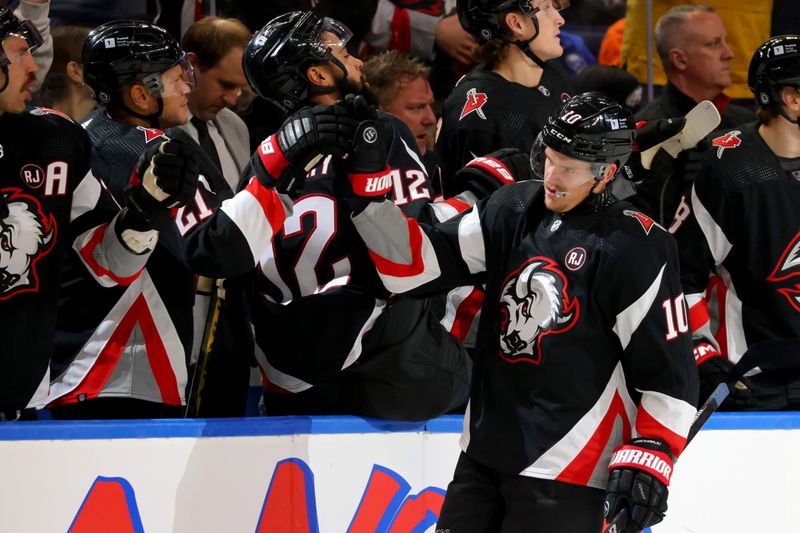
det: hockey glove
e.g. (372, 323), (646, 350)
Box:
(675, 142), (709, 187)
(696, 353), (734, 408)
(347, 119), (391, 200)
(604, 437), (672, 533)
(444, 148), (526, 199)
(125, 139), (199, 231)
(254, 98), (368, 194)
(277, 99), (364, 169)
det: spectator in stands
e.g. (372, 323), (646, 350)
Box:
(597, 18), (624, 67)
(632, 4), (755, 226)
(363, 51), (438, 180)
(39, 26), (94, 120)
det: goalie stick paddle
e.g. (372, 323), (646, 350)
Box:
(603, 340), (800, 532)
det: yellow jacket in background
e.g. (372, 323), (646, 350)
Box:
(621, 0), (772, 99)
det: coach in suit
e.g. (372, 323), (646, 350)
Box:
(178, 16), (251, 191)
(171, 16), (254, 417)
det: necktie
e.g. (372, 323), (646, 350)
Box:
(190, 116), (222, 171)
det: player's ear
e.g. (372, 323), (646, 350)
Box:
(306, 65), (331, 89)
(779, 86), (800, 112)
(504, 11), (527, 39)
(592, 163), (617, 193)
(127, 83), (153, 112)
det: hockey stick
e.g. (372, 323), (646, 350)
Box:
(185, 277), (225, 418)
(603, 340), (800, 532)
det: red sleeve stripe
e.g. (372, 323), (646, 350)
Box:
(687, 293), (711, 331)
(367, 215), (426, 278)
(245, 177), (287, 233)
(441, 197), (471, 212)
(78, 225), (143, 286)
(449, 287), (484, 341)
(220, 177), (288, 265)
(636, 393), (695, 458)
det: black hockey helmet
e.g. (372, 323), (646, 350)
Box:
(748, 35), (800, 110)
(456, 0), (569, 67)
(457, 0), (530, 42)
(531, 91), (634, 179)
(243, 11), (354, 113)
(82, 20), (194, 105)
(0, 6), (43, 93)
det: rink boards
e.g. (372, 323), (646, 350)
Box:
(0, 412), (798, 532)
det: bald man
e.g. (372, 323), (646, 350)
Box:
(632, 4), (754, 225)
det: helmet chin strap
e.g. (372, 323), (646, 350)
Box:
(309, 55), (353, 98)
(505, 15), (546, 68)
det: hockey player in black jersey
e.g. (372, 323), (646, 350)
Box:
(48, 20), (361, 418)
(0, 8), (172, 420)
(241, 10), (472, 420)
(671, 35), (800, 411)
(435, 0), (572, 195)
(350, 93), (698, 532)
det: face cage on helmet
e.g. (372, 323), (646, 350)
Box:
(519, 0), (571, 19)
(529, 132), (609, 184)
(315, 17), (353, 59)
(0, 18), (43, 67)
(139, 54), (196, 97)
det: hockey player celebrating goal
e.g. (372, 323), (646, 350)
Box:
(349, 92), (698, 532)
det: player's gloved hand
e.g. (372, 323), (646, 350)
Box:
(634, 118), (687, 153)
(444, 148), (526, 199)
(347, 119), (391, 200)
(604, 437), (672, 533)
(623, 119), (687, 183)
(277, 99), (364, 168)
(124, 139), (199, 230)
(727, 373), (789, 411)
(254, 98), (367, 194)
(696, 353), (734, 408)
(675, 142), (709, 186)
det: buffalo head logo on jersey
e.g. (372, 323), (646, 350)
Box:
(767, 230), (800, 313)
(498, 257), (579, 364)
(0, 188), (57, 300)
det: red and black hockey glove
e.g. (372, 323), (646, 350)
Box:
(604, 437), (672, 533)
(254, 96), (368, 194)
(345, 119), (391, 211)
(124, 138), (199, 231)
(444, 148), (527, 199)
